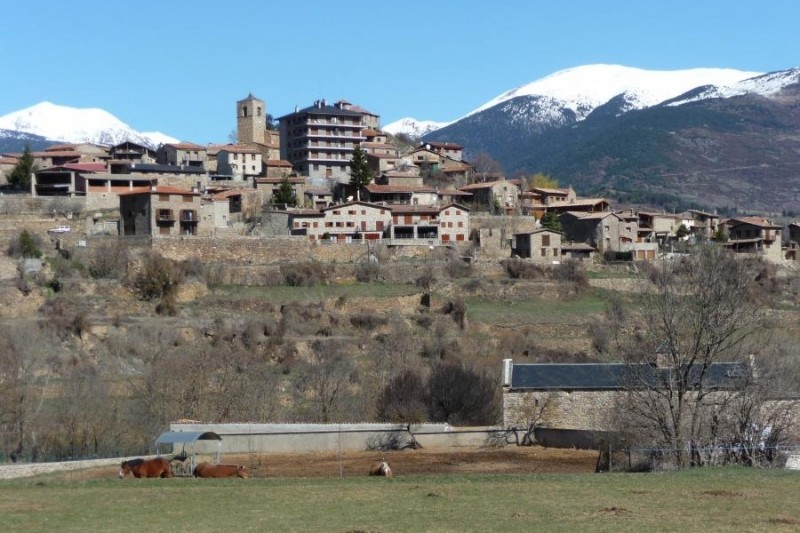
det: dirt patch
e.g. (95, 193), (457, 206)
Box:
(700, 489), (743, 498)
(56, 446), (598, 481)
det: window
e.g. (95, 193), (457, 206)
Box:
(542, 234), (550, 246)
(158, 194), (170, 202)
(541, 248), (547, 257)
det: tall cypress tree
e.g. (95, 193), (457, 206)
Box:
(348, 146), (373, 201)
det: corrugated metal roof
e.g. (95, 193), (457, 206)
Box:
(154, 431), (222, 445)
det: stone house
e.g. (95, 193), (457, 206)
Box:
(407, 147), (442, 170)
(31, 163), (108, 197)
(209, 187), (260, 222)
(119, 186), (211, 237)
(722, 216), (782, 263)
(285, 201), (470, 244)
(439, 157), (473, 184)
(364, 184), (438, 206)
(366, 152), (401, 174)
(375, 171), (424, 187)
(293, 201), (388, 241)
(304, 188), (334, 209)
(2, 148), (81, 170)
(459, 180), (520, 213)
(512, 229), (562, 262)
(262, 159), (293, 178)
(559, 211), (635, 254)
(157, 142), (208, 169)
(390, 203), (470, 243)
(680, 209), (721, 239)
(45, 143), (109, 163)
(217, 146), (262, 180)
(109, 141), (157, 164)
(254, 176), (307, 205)
(425, 141), (463, 162)
(0, 156), (18, 184)
(502, 359), (748, 444)
(635, 210), (681, 243)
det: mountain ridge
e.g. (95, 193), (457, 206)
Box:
(420, 65), (800, 213)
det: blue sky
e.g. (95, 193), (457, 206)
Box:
(2, 0), (798, 142)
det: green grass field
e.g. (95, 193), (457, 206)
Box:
(1, 468), (798, 532)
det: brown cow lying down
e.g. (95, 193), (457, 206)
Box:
(193, 462), (248, 478)
(369, 461), (393, 477)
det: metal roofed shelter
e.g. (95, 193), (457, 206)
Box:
(154, 431), (222, 476)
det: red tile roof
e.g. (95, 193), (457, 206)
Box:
(263, 159), (293, 167)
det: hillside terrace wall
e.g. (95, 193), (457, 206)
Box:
(152, 237), (473, 266)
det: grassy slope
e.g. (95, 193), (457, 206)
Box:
(1, 468), (798, 532)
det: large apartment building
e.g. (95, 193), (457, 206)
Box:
(277, 99), (377, 182)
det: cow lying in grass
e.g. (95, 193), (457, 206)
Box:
(369, 461), (393, 477)
(193, 462), (248, 478)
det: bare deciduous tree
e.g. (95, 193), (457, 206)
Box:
(613, 245), (798, 468)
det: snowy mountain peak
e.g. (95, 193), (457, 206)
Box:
(465, 64), (764, 121)
(0, 101), (178, 148)
(383, 117), (452, 138)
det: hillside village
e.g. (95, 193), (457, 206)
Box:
(1, 94), (799, 471)
(0, 93), (797, 266)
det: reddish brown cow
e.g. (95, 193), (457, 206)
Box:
(193, 462), (248, 478)
(369, 461), (393, 477)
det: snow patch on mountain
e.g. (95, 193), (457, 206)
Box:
(0, 101), (178, 148)
(383, 117), (451, 138)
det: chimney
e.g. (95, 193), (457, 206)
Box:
(502, 359), (513, 387)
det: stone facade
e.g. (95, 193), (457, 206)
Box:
(503, 390), (616, 432)
(513, 229), (562, 262)
(119, 186), (212, 237)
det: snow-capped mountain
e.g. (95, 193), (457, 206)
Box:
(461, 64), (764, 121)
(383, 117), (451, 138)
(390, 65), (773, 138)
(0, 101), (178, 148)
(420, 64), (800, 213)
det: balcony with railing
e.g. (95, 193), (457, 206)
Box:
(156, 209), (175, 225)
(180, 209), (198, 223)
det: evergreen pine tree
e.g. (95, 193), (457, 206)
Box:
(8, 145), (35, 189)
(273, 175), (297, 206)
(540, 211), (562, 232)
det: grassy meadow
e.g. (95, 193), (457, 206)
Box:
(1, 468), (798, 532)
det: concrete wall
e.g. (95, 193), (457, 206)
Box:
(168, 423), (501, 454)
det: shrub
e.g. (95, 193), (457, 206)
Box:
(426, 362), (499, 425)
(130, 252), (184, 301)
(281, 262), (331, 286)
(355, 260), (381, 282)
(554, 259), (589, 292)
(376, 369), (428, 423)
(87, 241), (128, 279)
(350, 313), (388, 329)
(502, 259), (546, 279)
(7, 230), (43, 259)
(445, 255), (472, 279)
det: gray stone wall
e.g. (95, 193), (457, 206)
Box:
(503, 390), (617, 432)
